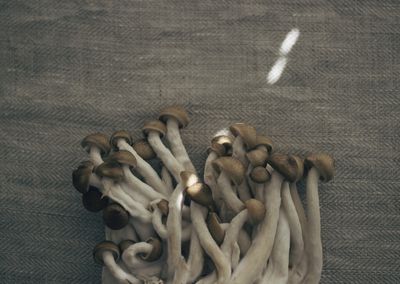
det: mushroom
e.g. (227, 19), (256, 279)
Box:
(111, 130), (169, 195)
(142, 120), (184, 181)
(249, 166), (271, 202)
(301, 153), (335, 284)
(72, 161), (95, 194)
(103, 203), (130, 230)
(132, 139), (156, 160)
(93, 241), (139, 284)
(81, 133), (111, 167)
(159, 106), (196, 173)
(212, 157), (246, 213)
(161, 166), (174, 193)
(82, 186), (109, 212)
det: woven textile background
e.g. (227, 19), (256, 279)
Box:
(1, 0), (399, 283)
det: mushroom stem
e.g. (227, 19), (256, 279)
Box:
(147, 131), (184, 181)
(129, 218), (155, 241)
(122, 242), (155, 268)
(166, 118), (196, 173)
(204, 151), (222, 207)
(232, 137), (252, 201)
(302, 167), (323, 284)
(161, 166), (174, 193)
(216, 173), (244, 213)
(282, 181), (304, 270)
(102, 251), (140, 284)
(230, 170), (283, 284)
(187, 230), (204, 283)
(89, 147), (104, 167)
(117, 139), (169, 194)
(220, 223), (251, 257)
(254, 182), (264, 202)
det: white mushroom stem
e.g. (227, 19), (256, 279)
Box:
(122, 242), (163, 274)
(161, 166), (174, 193)
(290, 183), (307, 239)
(187, 230), (204, 283)
(254, 182), (264, 202)
(302, 167), (323, 284)
(117, 139), (169, 194)
(259, 207), (290, 284)
(216, 173), (244, 213)
(173, 257), (190, 284)
(102, 251), (140, 284)
(129, 218), (155, 241)
(282, 181), (304, 270)
(166, 183), (185, 279)
(166, 118), (196, 173)
(103, 228), (118, 284)
(151, 206), (192, 241)
(147, 131), (184, 181)
(220, 223), (251, 256)
(230, 170), (283, 284)
(89, 146), (104, 166)
(204, 151), (222, 207)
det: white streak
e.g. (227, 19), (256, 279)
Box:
(280, 28), (300, 56)
(267, 57), (288, 85)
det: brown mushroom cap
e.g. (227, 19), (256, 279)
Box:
(246, 149), (269, 167)
(212, 157), (246, 185)
(81, 133), (111, 155)
(304, 153), (335, 182)
(106, 150), (137, 168)
(156, 199), (169, 216)
(142, 120), (167, 138)
(186, 183), (214, 208)
(72, 160), (95, 193)
(141, 237), (163, 261)
(211, 135), (234, 156)
(82, 186), (109, 212)
(268, 153), (304, 183)
(245, 199), (266, 224)
(95, 162), (124, 181)
(255, 135), (274, 153)
(206, 143), (226, 157)
(110, 130), (133, 149)
(103, 203), (129, 230)
(158, 106), (190, 128)
(229, 123), (257, 150)
(250, 166), (271, 184)
(132, 139), (156, 160)
(207, 212), (225, 246)
(119, 240), (136, 252)
(93, 241), (120, 265)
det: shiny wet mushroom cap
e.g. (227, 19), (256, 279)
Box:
(103, 203), (129, 230)
(207, 212), (225, 246)
(82, 186), (109, 212)
(156, 199), (169, 216)
(142, 120), (167, 138)
(268, 153), (304, 183)
(95, 162), (124, 181)
(93, 241), (120, 265)
(250, 166), (271, 184)
(158, 106), (190, 128)
(110, 130), (133, 149)
(212, 156), (246, 185)
(132, 139), (156, 160)
(119, 240), (136, 253)
(255, 135), (274, 153)
(229, 123), (257, 150)
(245, 199), (266, 224)
(210, 135), (234, 156)
(186, 183), (214, 208)
(81, 133), (111, 155)
(246, 149), (269, 167)
(304, 153), (335, 182)
(141, 237), (163, 261)
(72, 160), (94, 193)
(106, 150), (137, 169)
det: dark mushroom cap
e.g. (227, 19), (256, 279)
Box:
(255, 135), (274, 153)
(72, 160), (95, 193)
(103, 203), (129, 230)
(246, 149), (269, 167)
(81, 133), (111, 155)
(304, 153), (334, 182)
(93, 241), (120, 265)
(229, 123), (257, 150)
(211, 135), (234, 156)
(119, 240), (136, 252)
(186, 183), (214, 208)
(132, 139), (156, 160)
(110, 130), (132, 149)
(245, 199), (266, 224)
(250, 166), (271, 184)
(141, 237), (163, 261)
(157, 199), (169, 216)
(158, 106), (190, 128)
(207, 143), (226, 157)
(207, 212), (225, 246)
(268, 153), (304, 183)
(106, 150), (137, 168)
(142, 120), (167, 138)
(82, 186), (109, 212)
(95, 162), (124, 181)
(212, 157), (246, 185)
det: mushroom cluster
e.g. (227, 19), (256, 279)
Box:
(72, 106), (335, 284)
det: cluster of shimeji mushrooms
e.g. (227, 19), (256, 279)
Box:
(72, 106), (334, 284)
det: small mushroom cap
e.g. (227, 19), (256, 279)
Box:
(93, 241), (120, 265)
(268, 153), (304, 183)
(95, 162), (124, 181)
(255, 135), (274, 153)
(305, 153), (335, 182)
(103, 203), (129, 230)
(245, 199), (266, 224)
(106, 150), (137, 168)
(186, 183), (214, 208)
(229, 123), (257, 150)
(119, 240), (136, 252)
(82, 186), (109, 212)
(206, 143), (226, 157)
(212, 135), (233, 155)
(110, 130), (132, 149)
(212, 157), (246, 185)
(132, 139), (156, 160)
(72, 161), (94, 193)
(207, 212), (225, 246)
(81, 133), (111, 155)
(250, 166), (271, 184)
(141, 237), (163, 261)
(142, 120), (167, 138)
(157, 199), (169, 216)
(246, 149), (269, 167)
(158, 106), (190, 128)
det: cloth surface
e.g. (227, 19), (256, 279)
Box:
(1, 0), (399, 283)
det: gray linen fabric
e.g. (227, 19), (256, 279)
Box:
(1, 0), (399, 283)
